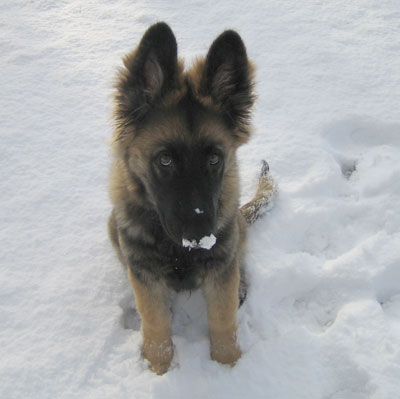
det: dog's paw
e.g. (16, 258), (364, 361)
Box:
(210, 331), (242, 366)
(143, 338), (174, 375)
(211, 341), (242, 366)
(149, 359), (172, 375)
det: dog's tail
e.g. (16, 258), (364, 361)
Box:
(240, 160), (278, 224)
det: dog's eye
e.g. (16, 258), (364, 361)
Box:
(209, 154), (220, 165)
(159, 153), (172, 167)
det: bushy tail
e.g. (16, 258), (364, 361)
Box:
(240, 160), (278, 224)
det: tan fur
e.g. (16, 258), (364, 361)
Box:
(108, 210), (118, 245)
(128, 269), (173, 375)
(240, 161), (278, 224)
(186, 58), (256, 145)
(203, 255), (241, 364)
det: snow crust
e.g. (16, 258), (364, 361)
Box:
(1, 1), (400, 398)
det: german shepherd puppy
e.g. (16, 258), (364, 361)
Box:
(108, 22), (276, 374)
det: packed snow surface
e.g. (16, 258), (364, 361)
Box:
(182, 234), (217, 250)
(1, 1), (400, 398)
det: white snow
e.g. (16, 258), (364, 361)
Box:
(182, 238), (197, 248)
(199, 234), (217, 250)
(1, 1), (400, 398)
(182, 234), (217, 250)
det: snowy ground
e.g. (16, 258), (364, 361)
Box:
(1, 1), (400, 398)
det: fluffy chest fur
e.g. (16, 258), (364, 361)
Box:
(117, 204), (238, 291)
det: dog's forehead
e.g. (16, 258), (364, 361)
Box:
(138, 95), (233, 149)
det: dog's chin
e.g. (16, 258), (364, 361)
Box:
(167, 231), (185, 247)
(157, 209), (217, 250)
(161, 222), (211, 250)
(157, 216), (183, 247)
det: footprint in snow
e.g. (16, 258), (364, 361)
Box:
(321, 116), (400, 180)
(119, 292), (141, 331)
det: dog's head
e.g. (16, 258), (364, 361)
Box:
(113, 22), (254, 248)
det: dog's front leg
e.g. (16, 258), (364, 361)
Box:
(128, 269), (173, 375)
(203, 261), (242, 366)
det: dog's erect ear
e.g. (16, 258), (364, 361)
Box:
(202, 30), (255, 141)
(115, 22), (178, 125)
